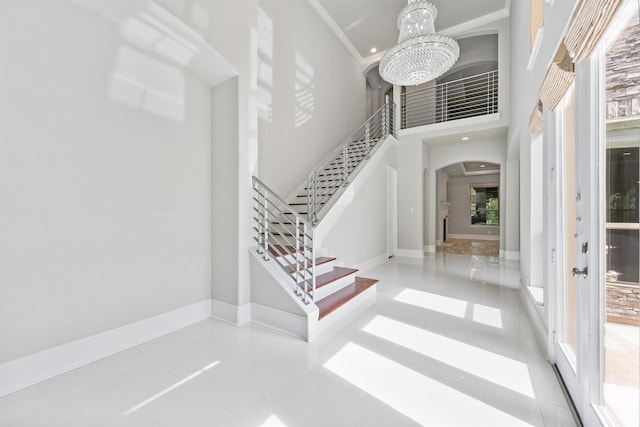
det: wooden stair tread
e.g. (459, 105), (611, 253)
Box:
(268, 244), (303, 257)
(282, 257), (336, 274)
(316, 277), (378, 320)
(315, 266), (358, 289)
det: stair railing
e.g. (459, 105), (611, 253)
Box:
(400, 69), (499, 129)
(307, 97), (396, 225)
(252, 176), (316, 304)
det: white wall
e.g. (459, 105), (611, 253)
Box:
(257, 0), (366, 198)
(447, 173), (501, 238)
(319, 140), (398, 268)
(0, 0), (212, 362)
(397, 136), (425, 255)
(152, 0), (259, 317)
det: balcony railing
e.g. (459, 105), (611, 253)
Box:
(400, 70), (498, 129)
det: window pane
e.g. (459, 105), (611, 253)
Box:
(607, 147), (639, 223)
(470, 186), (499, 225)
(606, 229), (639, 284)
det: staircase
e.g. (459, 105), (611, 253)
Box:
(250, 99), (396, 340)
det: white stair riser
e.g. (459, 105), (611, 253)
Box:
(313, 273), (357, 301)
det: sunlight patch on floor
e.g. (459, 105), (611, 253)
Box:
(394, 288), (503, 329)
(362, 316), (534, 398)
(394, 288), (467, 318)
(473, 303), (503, 328)
(122, 361), (219, 416)
(324, 342), (535, 426)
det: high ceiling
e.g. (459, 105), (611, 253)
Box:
(314, 0), (509, 60)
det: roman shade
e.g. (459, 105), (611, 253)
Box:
(529, 101), (544, 135)
(538, 41), (575, 111)
(565, 0), (624, 62)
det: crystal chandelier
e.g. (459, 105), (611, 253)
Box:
(380, 0), (459, 86)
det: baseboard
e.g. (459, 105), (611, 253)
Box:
(519, 288), (549, 360)
(354, 253), (389, 274)
(211, 299), (251, 326)
(447, 233), (500, 241)
(0, 299), (212, 398)
(423, 245), (436, 253)
(396, 249), (424, 258)
(250, 303), (308, 340)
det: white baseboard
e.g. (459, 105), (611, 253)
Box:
(0, 299), (212, 398)
(519, 288), (549, 359)
(211, 299), (251, 326)
(423, 245), (436, 253)
(447, 233), (500, 241)
(250, 303), (308, 340)
(396, 249), (424, 258)
(354, 253), (389, 274)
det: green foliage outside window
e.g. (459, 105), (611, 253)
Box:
(470, 186), (499, 226)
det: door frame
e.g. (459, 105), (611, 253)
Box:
(387, 165), (398, 258)
(549, 37), (619, 427)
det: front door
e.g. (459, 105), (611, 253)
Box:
(554, 2), (640, 426)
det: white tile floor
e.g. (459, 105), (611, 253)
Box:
(0, 253), (577, 426)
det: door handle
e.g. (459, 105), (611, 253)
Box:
(571, 267), (588, 279)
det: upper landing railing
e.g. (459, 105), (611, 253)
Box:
(401, 70), (498, 129)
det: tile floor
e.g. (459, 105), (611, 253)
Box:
(0, 253), (577, 426)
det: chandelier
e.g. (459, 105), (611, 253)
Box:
(379, 0), (459, 86)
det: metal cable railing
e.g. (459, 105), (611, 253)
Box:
(252, 99), (397, 304)
(307, 98), (396, 225)
(401, 70), (498, 129)
(252, 176), (316, 304)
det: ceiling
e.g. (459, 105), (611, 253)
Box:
(442, 161), (500, 178)
(314, 0), (509, 60)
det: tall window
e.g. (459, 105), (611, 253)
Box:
(470, 186), (499, 225)
(602, 5), (639, 426)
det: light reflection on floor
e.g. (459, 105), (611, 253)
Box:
(0, 253), (575, 426)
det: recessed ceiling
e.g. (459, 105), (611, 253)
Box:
(442, 161), (500, 178)
(315, 0), (508, 59)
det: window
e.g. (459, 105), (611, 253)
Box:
(470, 186), (499, 225)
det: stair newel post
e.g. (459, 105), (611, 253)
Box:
(342, 145), (349, 187)
(295, 216), (303, 302)
(262, 187), (270, 261)
(303, 222), (311, 303)
(310, 227), (316, 301)
(364, 121), (371, 159)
